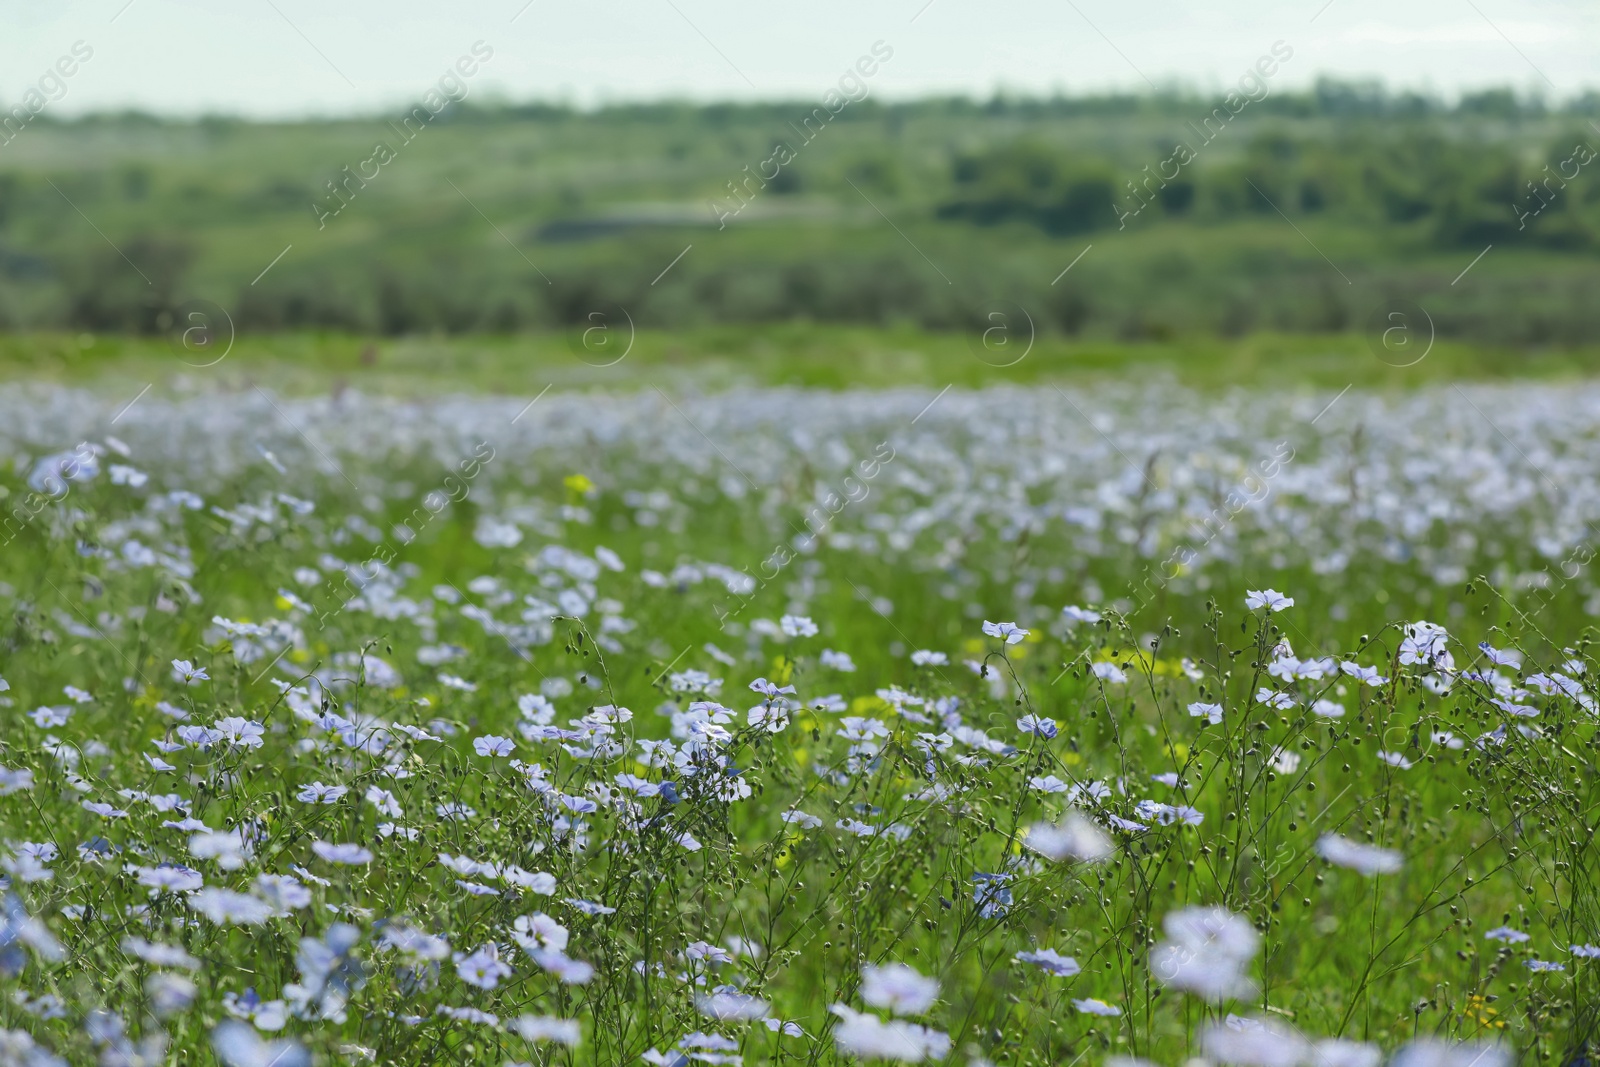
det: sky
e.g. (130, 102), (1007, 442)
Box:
(2, 0), (1595, 119)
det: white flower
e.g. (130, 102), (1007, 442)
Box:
(1071, 998), (1121, 1016)
(1254, 687), (1297, 713)
(910, 650), (948, 666)
(296, 782), (348, 804)
(1061, 605), (1101, 625)
(512, 912), (570, 953)
(473, 735), (516, 757)
(311, 842), (372, 866)
(1390, 1040), (1509, 1067)
(530, 947), (595, 984)
(1478, 643), (1522, 668)
(1269, 748), (1300, 774)
(1091, 662), (1127, 684)
(860, 962), (939, 1015)
(1024, 813), (1113, 863)
(172, 659), (210, 685)
(438, 673), (477, 692)
(438, 853), (484, 877)
(830, 1005), (950, 1063)
(696, 992), (770, 1021)
(108, 462), (148, 487)
(122, 937), (200, 970)
(211, 1021), (310, 1067)
(1187, 702), (1223, 724)
(748, 705), (790, 733)
(81, 800), (129, 819)
(454, 942), (513, 988)
(1136, 800), (1204, 826)
(255, 875), (312, 913)
(214, 717), (266, 749)
(147, 972), (198, 1017)
(780, 614), (819, 637)
(1309, 1040), (1383, 1067)
(1202, 1017), (1309, 1067)
(518, 692), (556, 723)
(981, 620), (1028, 645)
(1399, 621), (1451, 669)
(380, 924), (451, 961)
(502, 867), (557, 894)
(1316, 833), (1402, 875)
(1245, 589), (1294, 611)
(748, 677), (797, 699)
(1014, 948), (1079, 976)
(1, 858), (47, 887)
(1151, 905), (1259, 1001)
(510, 1015), (581, 1047)
(190, 830), (253, 871)
(1067, 779), (1112, 804)
(1340, 662), (1386, 686)
(136, 865), (204, 893)
(365, 786), (403, 818)
(1016, 714), (1057, 738)
(821, 649), (857, 672)
(29, 706), (70, 728)
(188, 888), (274, 926)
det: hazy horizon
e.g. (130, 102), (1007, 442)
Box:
(4, 78), (1595, 126)
(3, 0), (1595, 121)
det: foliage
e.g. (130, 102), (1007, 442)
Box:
(0, 379), (1597, 1064)
(1, 87), (1599, 341)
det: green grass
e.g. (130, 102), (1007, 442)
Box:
(7, 327), (1600, 397)
(0, 368), (1597, 1064)
(5, 99), (1600, 342)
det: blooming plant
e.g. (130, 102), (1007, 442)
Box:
(0, 383), (1591, 1064)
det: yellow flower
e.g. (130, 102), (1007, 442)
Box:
(775, 830), (804, 868)
(1093, 648), (1187, 677)
(563, 473), (596, 500)
(851, 695), (892, 716)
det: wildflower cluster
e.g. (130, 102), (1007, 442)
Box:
(0, 383), (1596, 1064)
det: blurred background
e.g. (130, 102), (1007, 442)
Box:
(2, 0), (1598, 380)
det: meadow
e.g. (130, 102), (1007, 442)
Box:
(1, 352), (1598, 1067)
(5, 87), (1600, 344)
